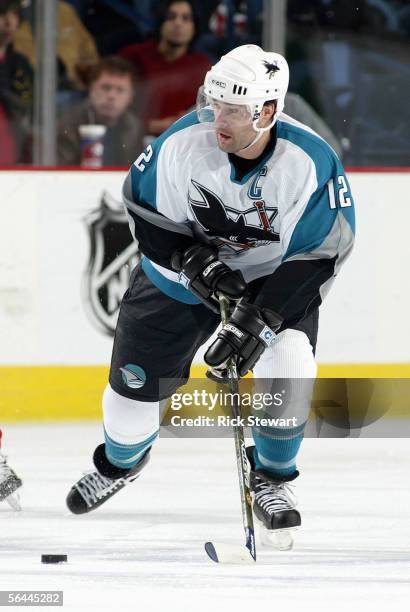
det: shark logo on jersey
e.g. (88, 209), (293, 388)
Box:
(83, 191), (140, 336)
(120, 364), (146, 389)
(262, 60), (280, 79)
(188, 179), (279, 253)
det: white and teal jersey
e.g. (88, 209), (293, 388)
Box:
(123, 110), (355, 311)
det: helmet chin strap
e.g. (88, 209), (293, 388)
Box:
(236, 112), (279, 154)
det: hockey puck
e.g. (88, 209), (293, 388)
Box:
(41, 554), (67, 564)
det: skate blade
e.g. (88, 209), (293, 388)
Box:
(5, 492), (22, 512)
(258, 524), (295, 551)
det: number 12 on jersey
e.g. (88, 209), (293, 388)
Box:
(328, 176), (352, 209)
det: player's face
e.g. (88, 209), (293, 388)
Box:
(89, 72), (134, 122)
(211, 100), (256, 153)
(160, 2), (195, 47)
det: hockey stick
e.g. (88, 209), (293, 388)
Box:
(204, 296), (256, 564)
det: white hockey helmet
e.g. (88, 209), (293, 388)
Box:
(198, 44), (289, 130)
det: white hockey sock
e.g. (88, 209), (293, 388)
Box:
(252, 329), (317, 476)
(102, 384), (160, 469)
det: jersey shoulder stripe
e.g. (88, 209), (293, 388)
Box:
(131, 111), (200, 210)
(277, 119), (355, 261)
(277, 118), (339, 187)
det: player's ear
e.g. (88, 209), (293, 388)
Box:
(262, 101), (276, 120)
(257, 101), (276, 129)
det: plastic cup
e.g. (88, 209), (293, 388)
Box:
(78, 124), (106, 168)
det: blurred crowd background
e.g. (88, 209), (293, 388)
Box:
(0, 0), (409, 168)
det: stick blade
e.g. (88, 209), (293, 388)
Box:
(204, 542), (256, 564)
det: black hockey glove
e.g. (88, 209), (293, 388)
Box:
(204, 301), (283, 377)
(171, 244), (247, 313)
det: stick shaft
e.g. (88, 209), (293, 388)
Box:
(219, 296), (256, 560)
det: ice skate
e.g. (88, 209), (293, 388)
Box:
(0, 452), (23, 511)
(246, 447), (300, 551)
(66, 444), (150, 514)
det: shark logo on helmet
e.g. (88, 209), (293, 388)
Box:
(262, 60), (280, 79)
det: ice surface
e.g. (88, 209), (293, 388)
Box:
(1, 424), (409, 611)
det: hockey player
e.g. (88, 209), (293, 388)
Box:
(67, 45), (355, 546)
(0, 429), (22, 511)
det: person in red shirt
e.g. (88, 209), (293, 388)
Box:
(0, 0), (33, 164)
(0, 104), (16, 164)
(120, 0), (211, 138)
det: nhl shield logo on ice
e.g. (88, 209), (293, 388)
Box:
(83, 191), (140, 335)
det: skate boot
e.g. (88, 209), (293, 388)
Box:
(246, 446), (300, 551)
(0, 452), (23, 511)
(66, 444), (150, 514)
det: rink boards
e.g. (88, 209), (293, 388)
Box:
(0, 169), (409, 421)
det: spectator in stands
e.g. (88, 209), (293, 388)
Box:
(14, 1), (99, 94)
(0, 0), (33, 163)
(57, 56), (143, 166)
(198, 0), (260, 61)
(120, 0), (211, 138)
(0, 105), (16, 164)
(65, 0), (150, 56)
